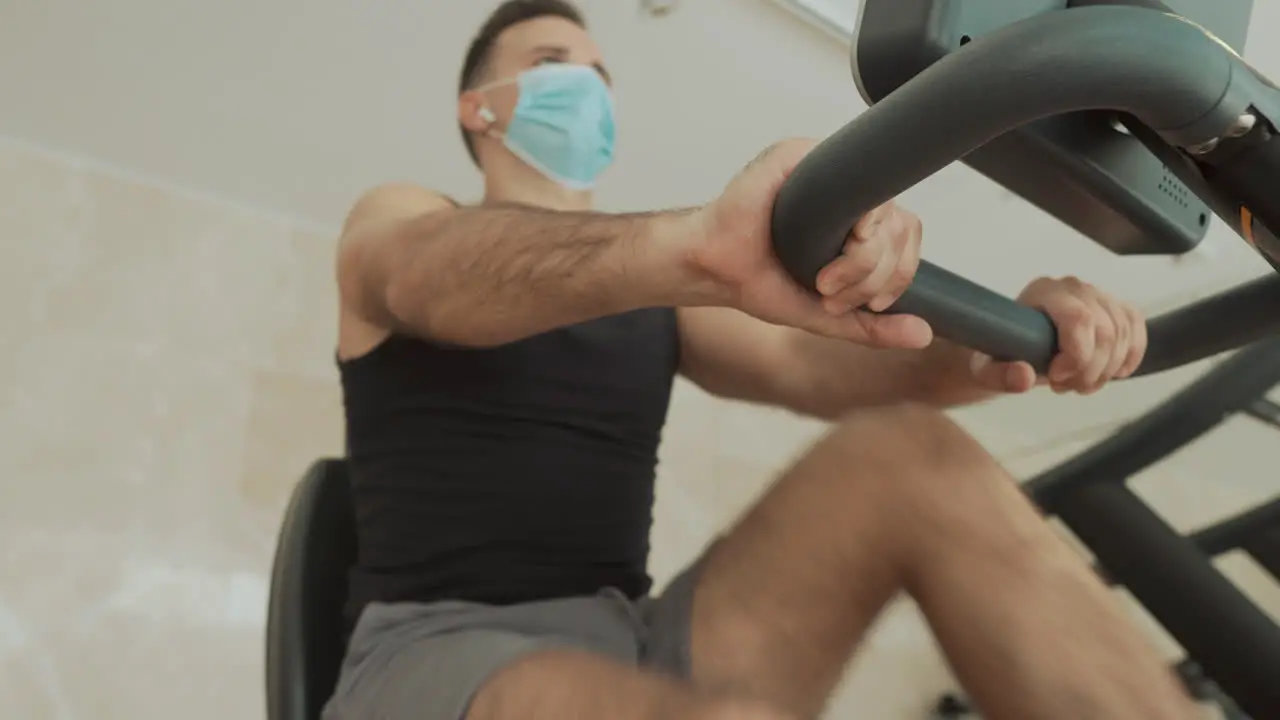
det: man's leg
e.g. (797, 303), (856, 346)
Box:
(686, 403), (1199, 720)
(465, 649), (787, 720)
(328, 595), (792, 720)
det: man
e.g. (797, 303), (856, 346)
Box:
(324, 2), (1199, 719)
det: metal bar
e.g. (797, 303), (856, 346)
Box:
(1053, 483), (1280, 716)
(1245, 397), (1280, 430)
(1027, 338), (1280, 506)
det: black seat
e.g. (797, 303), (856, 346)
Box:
(266, 458), (357, 720)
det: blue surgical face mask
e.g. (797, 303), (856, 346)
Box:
(477, 64), (616, 190)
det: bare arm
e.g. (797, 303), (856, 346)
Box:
(337, 184), (719, 350)
(678, 306), (993, 420)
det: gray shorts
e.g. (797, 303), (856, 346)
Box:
(321, 562), (701, 720)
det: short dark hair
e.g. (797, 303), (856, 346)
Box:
(458, 0), (587, 166)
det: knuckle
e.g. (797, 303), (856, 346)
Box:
(894, 221), (915, 249)
(777, 137), (817, 159)
(748, 138), (809, 171)
(836, 288), (873, 310)
(1094, 317), (1117, 344)
(1074, 297), (1099, 317)
(1057, 275), (1096, 297)
(902, 246), (922, 269)
(1110, 311), (1130, 338)
(843, 248), (881, 277)
(852, 311), (879, 338)
(1058, 301), (1092, 325)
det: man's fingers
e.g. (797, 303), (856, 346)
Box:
(814, 229), (880, 298)
(969, 354), (1007, 390)
(993, 363), (1037, 393)
(1079, 302), (1116, 394)
(854, 204), (892, 236)
(1017, 275), (1150, 394)
(971, 354), (1037, 393)
(794, 302), (931, 349)
(816, 226), (890, 311)
(1120, 304), (1149, 377)
(1042, 296), (1095, 383)
(759, 274), (876, 345)
(1032, 286), (1096, 393)
(817, 204), (919, 315)
(1006, 362), (1039, 393)
(860, 312), (933, 349)
(829, 241), (899, 314)
(1100, 297), (1132, 385)
(868, 215), (921, 312)
(1047, 354), (1075, 394)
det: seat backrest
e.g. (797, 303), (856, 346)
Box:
(265, 458), (357, 720)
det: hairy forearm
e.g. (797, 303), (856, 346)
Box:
(382, 205), (718, 346)
(784, 330), (998, 418)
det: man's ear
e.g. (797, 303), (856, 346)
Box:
(457, 92), (494, 134)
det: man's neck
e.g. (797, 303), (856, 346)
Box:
(480, 156), (594, 212)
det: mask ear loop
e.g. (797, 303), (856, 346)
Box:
(473, 77), (507, 139)
(477, 105), (506, 141)
(472, 74), (514, 127)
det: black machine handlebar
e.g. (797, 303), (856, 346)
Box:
(770, 7), (1266, 375)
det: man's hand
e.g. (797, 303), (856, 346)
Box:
(692, 138), (933, 350)
(970, 277), (1148, 395)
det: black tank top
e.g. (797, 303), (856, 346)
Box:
(339, 308), (680, 622)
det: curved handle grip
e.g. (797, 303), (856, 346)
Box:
(889, 261), (1058, 373)
(770, 6), (1239, 372)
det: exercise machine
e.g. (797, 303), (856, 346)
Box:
(267, 458), (353, 720)
(770, 0), (1280, 717)
(929, 342), (1280, 718)
(266, 2), (1280, 718)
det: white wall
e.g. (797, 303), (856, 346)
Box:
(2, 0), (1279, 718)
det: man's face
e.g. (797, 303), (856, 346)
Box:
(460, 16), (612, 147)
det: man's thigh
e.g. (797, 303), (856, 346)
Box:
(680, 404), (1005, 717)
(451, 575), (790, 720)
(323, 594), (647, 720)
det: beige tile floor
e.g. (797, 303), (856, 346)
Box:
(2, 139), (1275, 719)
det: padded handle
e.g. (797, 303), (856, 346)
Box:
(892, 261), (1058, 372)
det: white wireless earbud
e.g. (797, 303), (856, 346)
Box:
(479, 107), (496, 123)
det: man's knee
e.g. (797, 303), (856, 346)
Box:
(792, 402), (1015, 517)
(823, 402), (997, 475)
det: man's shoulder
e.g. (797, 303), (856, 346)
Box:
(334, 183), (462, 356)
(343, 183), (460, 233)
